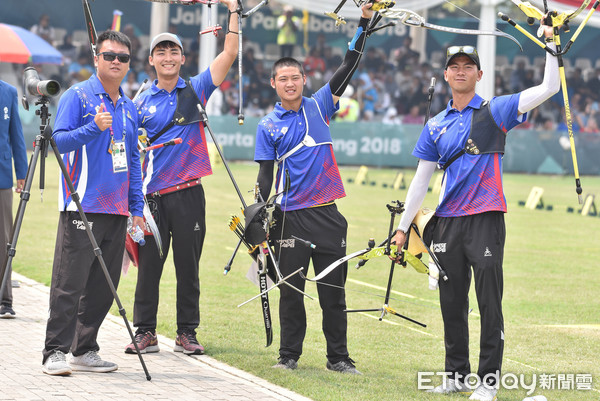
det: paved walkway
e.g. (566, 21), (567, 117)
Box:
(0, 272), (312, 401)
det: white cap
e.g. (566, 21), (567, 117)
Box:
(342, 85), (354, 98)
(149, 32), (183, 55)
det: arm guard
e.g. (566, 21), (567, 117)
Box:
(518, 43), (559, 114)
(256, 160), (274, 203)
(329, 17), (370, 96)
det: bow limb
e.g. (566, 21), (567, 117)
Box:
(82, 0), (98, 58)
(564, 0), (593, 23)
(306, 248), (372, 282)
(380, 8), (523, 51)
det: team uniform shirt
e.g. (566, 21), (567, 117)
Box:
(0, 81), (28, 189)
(255, 83), (344, 211)
(52, 74), (143, 217)
(135, 71), (216, 195)
(414, 93), (526, 217)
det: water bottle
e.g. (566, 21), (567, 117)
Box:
(127, 216), (146, 246)
(523, 396), (547, 401)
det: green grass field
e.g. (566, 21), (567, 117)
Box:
(12, 156), (600, 401)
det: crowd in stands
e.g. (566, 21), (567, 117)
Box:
(4, 12), (600, 136)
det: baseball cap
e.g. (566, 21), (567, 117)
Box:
(149, 32), (184, 55)
(445, 45), (480, 70)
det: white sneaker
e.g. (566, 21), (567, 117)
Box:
(42, 351), (72, 376)
(427, 378), (472, 394)
(69, 350), (118, 373)
(469, 383), (498, 401)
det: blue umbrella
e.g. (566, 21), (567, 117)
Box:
(0, 23), (63, 64)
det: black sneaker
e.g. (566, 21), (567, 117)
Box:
(326, 358), (362, 375)
(272, 356), (298, 370)
(0, 304), (15, 319)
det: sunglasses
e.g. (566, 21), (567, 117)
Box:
(98, 52), (130, 63)
(446, 46), (478, 58)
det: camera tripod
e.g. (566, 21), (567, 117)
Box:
(0, 96), (151, 380)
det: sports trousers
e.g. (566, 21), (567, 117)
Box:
(43, 212), (126, 363)
(133, 184), (206, 334)
(271, 204), (349, 363)
(432, 211), (505, 384)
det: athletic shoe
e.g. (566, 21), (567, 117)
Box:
(174, 331), (205, 355)
(272, 357), (298, 370)
(0, 304), (16, 319)
(125, 331), (160, 354)
(469, 384), (498, 401)
(427, 378), (472, 394)
(42, 351), (72, 376)
(326, 358), (362, 375)
(69, 350), (118, 373)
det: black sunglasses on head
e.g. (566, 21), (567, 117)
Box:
(98, 52), (130, 63)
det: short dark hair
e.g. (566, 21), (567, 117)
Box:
(97, 30), (132, 55)
(271, 57), (304, 79)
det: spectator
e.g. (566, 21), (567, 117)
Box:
(57, 33), (78, 65)
(402, 104), (424, 125)
(277, 6), (300, 58)
(382, 106), (402, 125)
(303, 47), (326, 91)
(394, 36), (419, 71)
(334, 85), (360, 122)
(587, 68), (600, 101)
(358, 72), (377, 120)
(494, 75), (509, 96)
(122, 70), (141, 99)
(510, 60), (528, 92)
(30, 14), (55, 44)
(68, 51), (94, 84)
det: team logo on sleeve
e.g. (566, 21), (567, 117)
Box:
(281, 127), (288, 135)
(149, 105), (157, 114)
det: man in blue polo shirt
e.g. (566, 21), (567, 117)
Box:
(127, 0), (239, 355)
(43, 30), (144, 376)
(254, 2), (377, 375)
(390, 22), (560, 401)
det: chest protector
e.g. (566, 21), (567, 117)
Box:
(441, 100), (506, 170)
(275, 99), (333, 164)
(149, 81), (204, 144)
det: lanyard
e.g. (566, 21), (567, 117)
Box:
(99, 94), (127, 142)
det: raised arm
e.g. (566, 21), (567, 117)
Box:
(210, 0), (239, 86)
(329, 2), (375, 105)
(517, 21), (560, 115)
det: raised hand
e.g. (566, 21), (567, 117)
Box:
(94, 103), (113, 131)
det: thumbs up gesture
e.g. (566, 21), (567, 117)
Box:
(94, 103), (113, 131)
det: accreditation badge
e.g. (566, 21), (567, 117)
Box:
(111, 140), (128, 173)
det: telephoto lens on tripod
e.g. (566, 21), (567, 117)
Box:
(23, 66), (61, 97)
